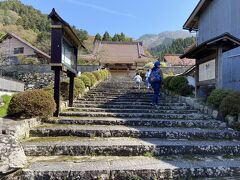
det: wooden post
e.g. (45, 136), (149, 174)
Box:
(53, 67), (61, 117)
(216, 47), (223, 88)
(68, 73), (74, 107)
(195, 63), (199, 97)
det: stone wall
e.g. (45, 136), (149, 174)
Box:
(0, 64), (101, 90)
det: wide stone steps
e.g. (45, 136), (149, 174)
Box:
(73, 103), (190, 110)
(21, 76), (240, 179)
(30, 125), (239, 140)
(60, 111), (211, 119)
(23, 137), (240, 156)
(65, 107), (199, 114)
(23, 156), (240, 179)
(74, 101), (186, 106)
(45, 117), (227, 129)
(76, 98), (167, 103)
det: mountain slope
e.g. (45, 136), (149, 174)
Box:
(138, 30), (194, 49)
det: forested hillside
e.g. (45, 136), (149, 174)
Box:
(149, 37), (195, 60)
(0, 0), (88, 54)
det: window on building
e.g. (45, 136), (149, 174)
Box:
(14, 47), (24, 54)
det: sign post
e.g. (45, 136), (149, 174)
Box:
(49, 8), (85, 117)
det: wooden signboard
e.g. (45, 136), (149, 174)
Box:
(49, 8), (84, 117)
(199, 59), (215, 82)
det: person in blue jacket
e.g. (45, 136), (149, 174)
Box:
(150, 61), (163, 106)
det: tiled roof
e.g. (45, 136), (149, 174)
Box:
(164, 54), (195, 66)
(93, 41), (150, 64)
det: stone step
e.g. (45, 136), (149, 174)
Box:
(73, 103), (190, 110)
(22, 156), (240, 179)
(45, 117), (226, 129)
(73, 101), (187, 106)
(30, 125), (239, 140)
(65, 107), (199, 114)
(23, 137), (240, 156)
(60, 111), (211, 119)
(76, 98), (167, 103)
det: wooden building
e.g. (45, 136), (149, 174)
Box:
(92, 41), (151, 71)
(163, 54), (195, 67)
(0, 32), (51, 64)
(180, 0), (240, 97)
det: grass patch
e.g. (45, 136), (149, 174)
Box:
(143, 152), (155, 157)
(0, 95), (12, 117)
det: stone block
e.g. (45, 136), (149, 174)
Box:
(212, 110), (219, 119)
(207, 107), (213, 116)
(0, 135), (27, 174)
(225, 115), (237, 126)
(204, 106), (209, 114)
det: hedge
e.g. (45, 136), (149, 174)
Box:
(169, 76), (188, 91)
(207, 89), (233, 108)
(92, 71), (102, 81)
(79, 75), (91, 88)
(60, 81), (79, 101)
(219, 92), (240, 116)
(82, 72), (97, 86)
(163, 76), (174, 90)
(8, 90), (56, 118)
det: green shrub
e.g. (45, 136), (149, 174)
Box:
(8, 90), (56, 118)
(75, 78), (85, 95)
(60, 81), (79, 101)
(207, 89), (233, 108)
(82, 72), (97, 86)
(219, 92), (240, 116)
(178, 84), (194, 96)
(163, 76), (174, 89)
(92, 71), (102, 81)
(0, 95), (12, 117)
(79, 75), (91, 88)
(99, 69), (110, 80)
(169, 76), (188, 91)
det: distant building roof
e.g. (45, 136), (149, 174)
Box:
(164, 54), (195, 66)
(92, 41), (151, 64)
(183, 0), (213, 31)
(1, 32), (51, 60)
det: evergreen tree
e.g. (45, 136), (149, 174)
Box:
(112, 34), (119, 41)
(94, 33), (102, 41)
(118, 32), (125, 41)
(102, 31), (112, 41)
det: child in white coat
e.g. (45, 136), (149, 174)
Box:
(133, 73), (142, 89)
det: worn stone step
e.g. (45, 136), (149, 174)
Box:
(23, 137), (240, 156)
(74, 101), (181, 105)
(45, 117), (226, 129)
(66, 107), (199, 114)
(30, 125), (239, 140)
(73, 103), (190, 110)
(77, 98), (166, 103)
(22, 156), (240, 179)
(73, 101), (187, 106)
(60, 111), (211, 119)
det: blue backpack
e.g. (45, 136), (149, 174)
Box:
(148, 69), (162, 84)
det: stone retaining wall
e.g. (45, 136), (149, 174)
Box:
(165, 90), (240, 127)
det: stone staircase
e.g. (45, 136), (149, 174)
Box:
(21, 75), (240, 179)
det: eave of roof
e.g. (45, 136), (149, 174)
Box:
(183, 0), (213, 31)
(180, 33), (240, 59)
(2, 32), (51, 60)
(48, 8), (86, 49)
